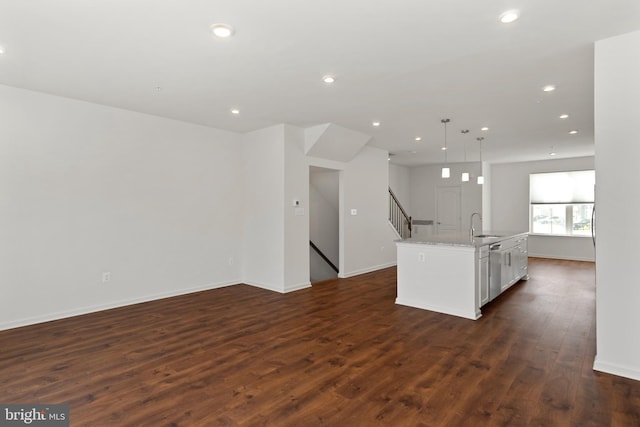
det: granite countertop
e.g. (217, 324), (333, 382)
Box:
(397, 231), (529, 247)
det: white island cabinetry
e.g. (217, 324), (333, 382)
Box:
(492, 235), (529, 294)
(396, 232), (528, 320)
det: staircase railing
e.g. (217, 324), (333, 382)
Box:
(310, 241), (339, 273)
(389, 187), (412, 239)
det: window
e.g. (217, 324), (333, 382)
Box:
(529, 170), (595, 236)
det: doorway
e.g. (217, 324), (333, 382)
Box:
(309, 167), (340, 282)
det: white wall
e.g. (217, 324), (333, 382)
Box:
(339, 147), (398, 277)
(481, 162), (492, 231)
(593, 30), (640, 381)
(242, 125), (397, 289)
(409, 162), (483, 233)
(283, 125), (311, 291)
(490, 157), (595, 261)
(0, 84), (242, 330)
(241, 125), (286, 292)
(0, 87), (404, 330)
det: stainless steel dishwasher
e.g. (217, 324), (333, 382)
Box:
(489, 243), (503, 301)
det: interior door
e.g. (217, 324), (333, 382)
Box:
(436, 186), (461, 234)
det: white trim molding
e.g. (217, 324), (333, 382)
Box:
(338, 262), (397, 279)
(0, 280), (239, 331)
(594, 357), (640, 382)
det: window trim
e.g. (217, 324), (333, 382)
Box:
(528, 202), (594, 237)
(529, 170), (594, 237)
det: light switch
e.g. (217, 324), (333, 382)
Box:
(350, 209), (358, 216)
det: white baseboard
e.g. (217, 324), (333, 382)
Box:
(0, 280), (239, 331)
(339, 261), (397, 279)
(284, 281), (312, 293)
(243, 280), (284, 293)
(528, 253), (595, 262)
(593, 357), (640, 381)
(395, 297), (481, 321)
(244, 280), (311, 294)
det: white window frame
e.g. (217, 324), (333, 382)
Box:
(529, 203), (593, 236)
(529, 170), (595, 237)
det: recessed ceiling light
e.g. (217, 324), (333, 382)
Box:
(550, 152), (557, 156)
(230, 108), (240, 115)
(415, 137), (422, 141)
(211, 23), (235, 38)
(569, 130), (578, 134)
(499, 10), (519, 24)
(543, 85), (556, 92)
(441, 146), (447, 151)
(481, 127), (489, 131)
(559, 114), (569, 119)
(372, 121), (380, 127)
(0, 46), (4, 55)
(322, 75), (336, 84)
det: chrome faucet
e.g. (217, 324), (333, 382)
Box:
(470, 212), (482, 239)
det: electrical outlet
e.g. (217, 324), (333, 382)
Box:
(102, 272), (111, 283)
(418, 253), (425, 262)
(228, 257), (234, 266)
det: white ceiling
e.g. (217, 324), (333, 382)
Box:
(1, 0), (639, 166)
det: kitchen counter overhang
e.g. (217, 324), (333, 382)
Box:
(398, 231), (529, 247)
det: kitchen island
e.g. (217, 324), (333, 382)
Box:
(395, 231), (528, 320)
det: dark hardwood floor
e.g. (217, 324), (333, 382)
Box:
(2, 258), (640, 426)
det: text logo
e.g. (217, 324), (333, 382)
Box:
(0, 405), (68, 426)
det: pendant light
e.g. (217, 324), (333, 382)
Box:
(441, 118), (450, 178)
(477, 137), (485, 185)
(461, 129), (470, 182)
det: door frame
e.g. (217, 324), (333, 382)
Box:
(435, 185), (462, 234)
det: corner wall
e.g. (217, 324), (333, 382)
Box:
(481, 162), (492, 231)
(0, 84), (243, 330)
(0, 86), (400, 330)
(283, 125), (311, 291)
(594, 30), (640, 381)
(339, 147), (398, 277)
(241, 125), (286, 292)
(242, 125), (397, 289)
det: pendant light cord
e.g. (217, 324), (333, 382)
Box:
(441, 118), (450, 163)
(477, 137), (484, 162)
